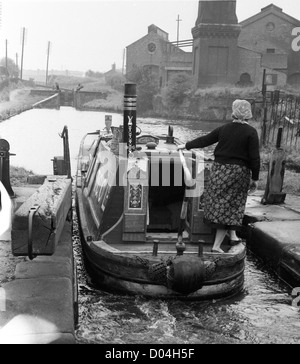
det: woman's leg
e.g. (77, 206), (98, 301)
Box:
(212, 228), (227, 252)
(229, 230), (239, 241)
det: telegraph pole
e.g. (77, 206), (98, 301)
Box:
(122, 48), (126, 75)
(46, 41), (51, 85)
(5, 39), (8, 71)
(20, 27), (26, 80)
(261, 69), (268, 147)
(16, 53), (19, 78)
(176, 14), (182, 47)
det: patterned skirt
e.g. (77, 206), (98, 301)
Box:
(203, 162), (251, 230)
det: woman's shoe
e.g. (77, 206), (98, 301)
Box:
(211, 248), (225, 253)
(229, 239), (243, 246)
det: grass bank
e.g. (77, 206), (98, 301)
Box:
(10, 166), (35, 186)
(0, 83), (47, 121)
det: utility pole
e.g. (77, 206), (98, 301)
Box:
(20, 27), (26, 80)
(16, 53), (19, 78)
(261, 69), (268, 147)
(5, 39), (8, 71)
(176, 14), (182, 47)
(122, 48), (126, 75)
(46, 41), (51, 85)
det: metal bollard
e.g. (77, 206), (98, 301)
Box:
(198, 240), (204, 257)
(0, 139), (15, 197)
(28, 204), (40, 260)
(152, 240), (159, 257)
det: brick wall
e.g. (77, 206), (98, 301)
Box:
(74, 91), (108, 109)
(239, 14), (295, 55)
(126, 32), (192, 87)
(238, 47), (263, 85)
(126, 33), (165, 72)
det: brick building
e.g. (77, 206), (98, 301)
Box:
(126, 24), (192, 88)
(126, 1), (300, 89)
(237, 3), (300, 89)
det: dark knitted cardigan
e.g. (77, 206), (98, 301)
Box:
(185, 122), (260, 181)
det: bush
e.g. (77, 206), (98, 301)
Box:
(161, 73), (193, 109)
(127, 66), (159, 113)
(194, 85), (261, 99)
(105, 73), (126, 92)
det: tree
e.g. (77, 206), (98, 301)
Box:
(127, 66), (159, 113)
(126, 66), (143, 85)
(0, 57), (19, 78)
(106, 73), (126, 91)
(162, 72), (193, 109)
(85, 70), (104, 78)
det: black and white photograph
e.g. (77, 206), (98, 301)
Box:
(0, 0), (300, 346)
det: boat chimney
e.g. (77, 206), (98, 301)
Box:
(123, 83), (137, 156)
(166, 126), (174, 144)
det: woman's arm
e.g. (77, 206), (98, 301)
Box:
(178, 127), (220, 150)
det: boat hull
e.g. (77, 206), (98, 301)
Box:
(80, 238), (245, 300)
(76, 189), (245, 300)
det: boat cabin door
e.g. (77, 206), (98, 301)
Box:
(123, 157), (149, 242)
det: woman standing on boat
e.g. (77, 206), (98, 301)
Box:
(177, 99), (260, 253)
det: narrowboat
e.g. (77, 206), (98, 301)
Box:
(75, 84), (246, 299)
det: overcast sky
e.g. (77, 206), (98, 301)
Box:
(0, 0), (300, 74)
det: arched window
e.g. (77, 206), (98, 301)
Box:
(237, 73), (253, 87)
(240, 73), (251, 84)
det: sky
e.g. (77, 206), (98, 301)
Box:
(0, 0), (300, 74)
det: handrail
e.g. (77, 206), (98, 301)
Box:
(28, 204), (40, 260)
(178, 150), (193, 187)
(59, 125), (72, 179)
(32, 93), (60, 108)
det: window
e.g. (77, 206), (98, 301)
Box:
(266, 74), (278, 85)
(238, 73), (253, 86)
(267, 48), (276, 53)
(266, 22), (275, 31)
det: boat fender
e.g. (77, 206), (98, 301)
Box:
(147, 259), (170, 287)
(167, 256), (206, 294)
(136, 255), (218, 295)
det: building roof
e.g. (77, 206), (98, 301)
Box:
(148, 24), (169, 41)
(126, 24), (188, 55)
(239, 3), (300, 27)
(126, 24), (169, 49)
(237, 46), (262, 55)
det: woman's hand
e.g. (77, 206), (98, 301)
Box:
(248, 180), (258, 194)
(177, 144), (186, 151)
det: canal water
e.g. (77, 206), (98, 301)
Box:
(0, 107), (299, 344)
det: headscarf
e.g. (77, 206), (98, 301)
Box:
(232, 99), (253, 122)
